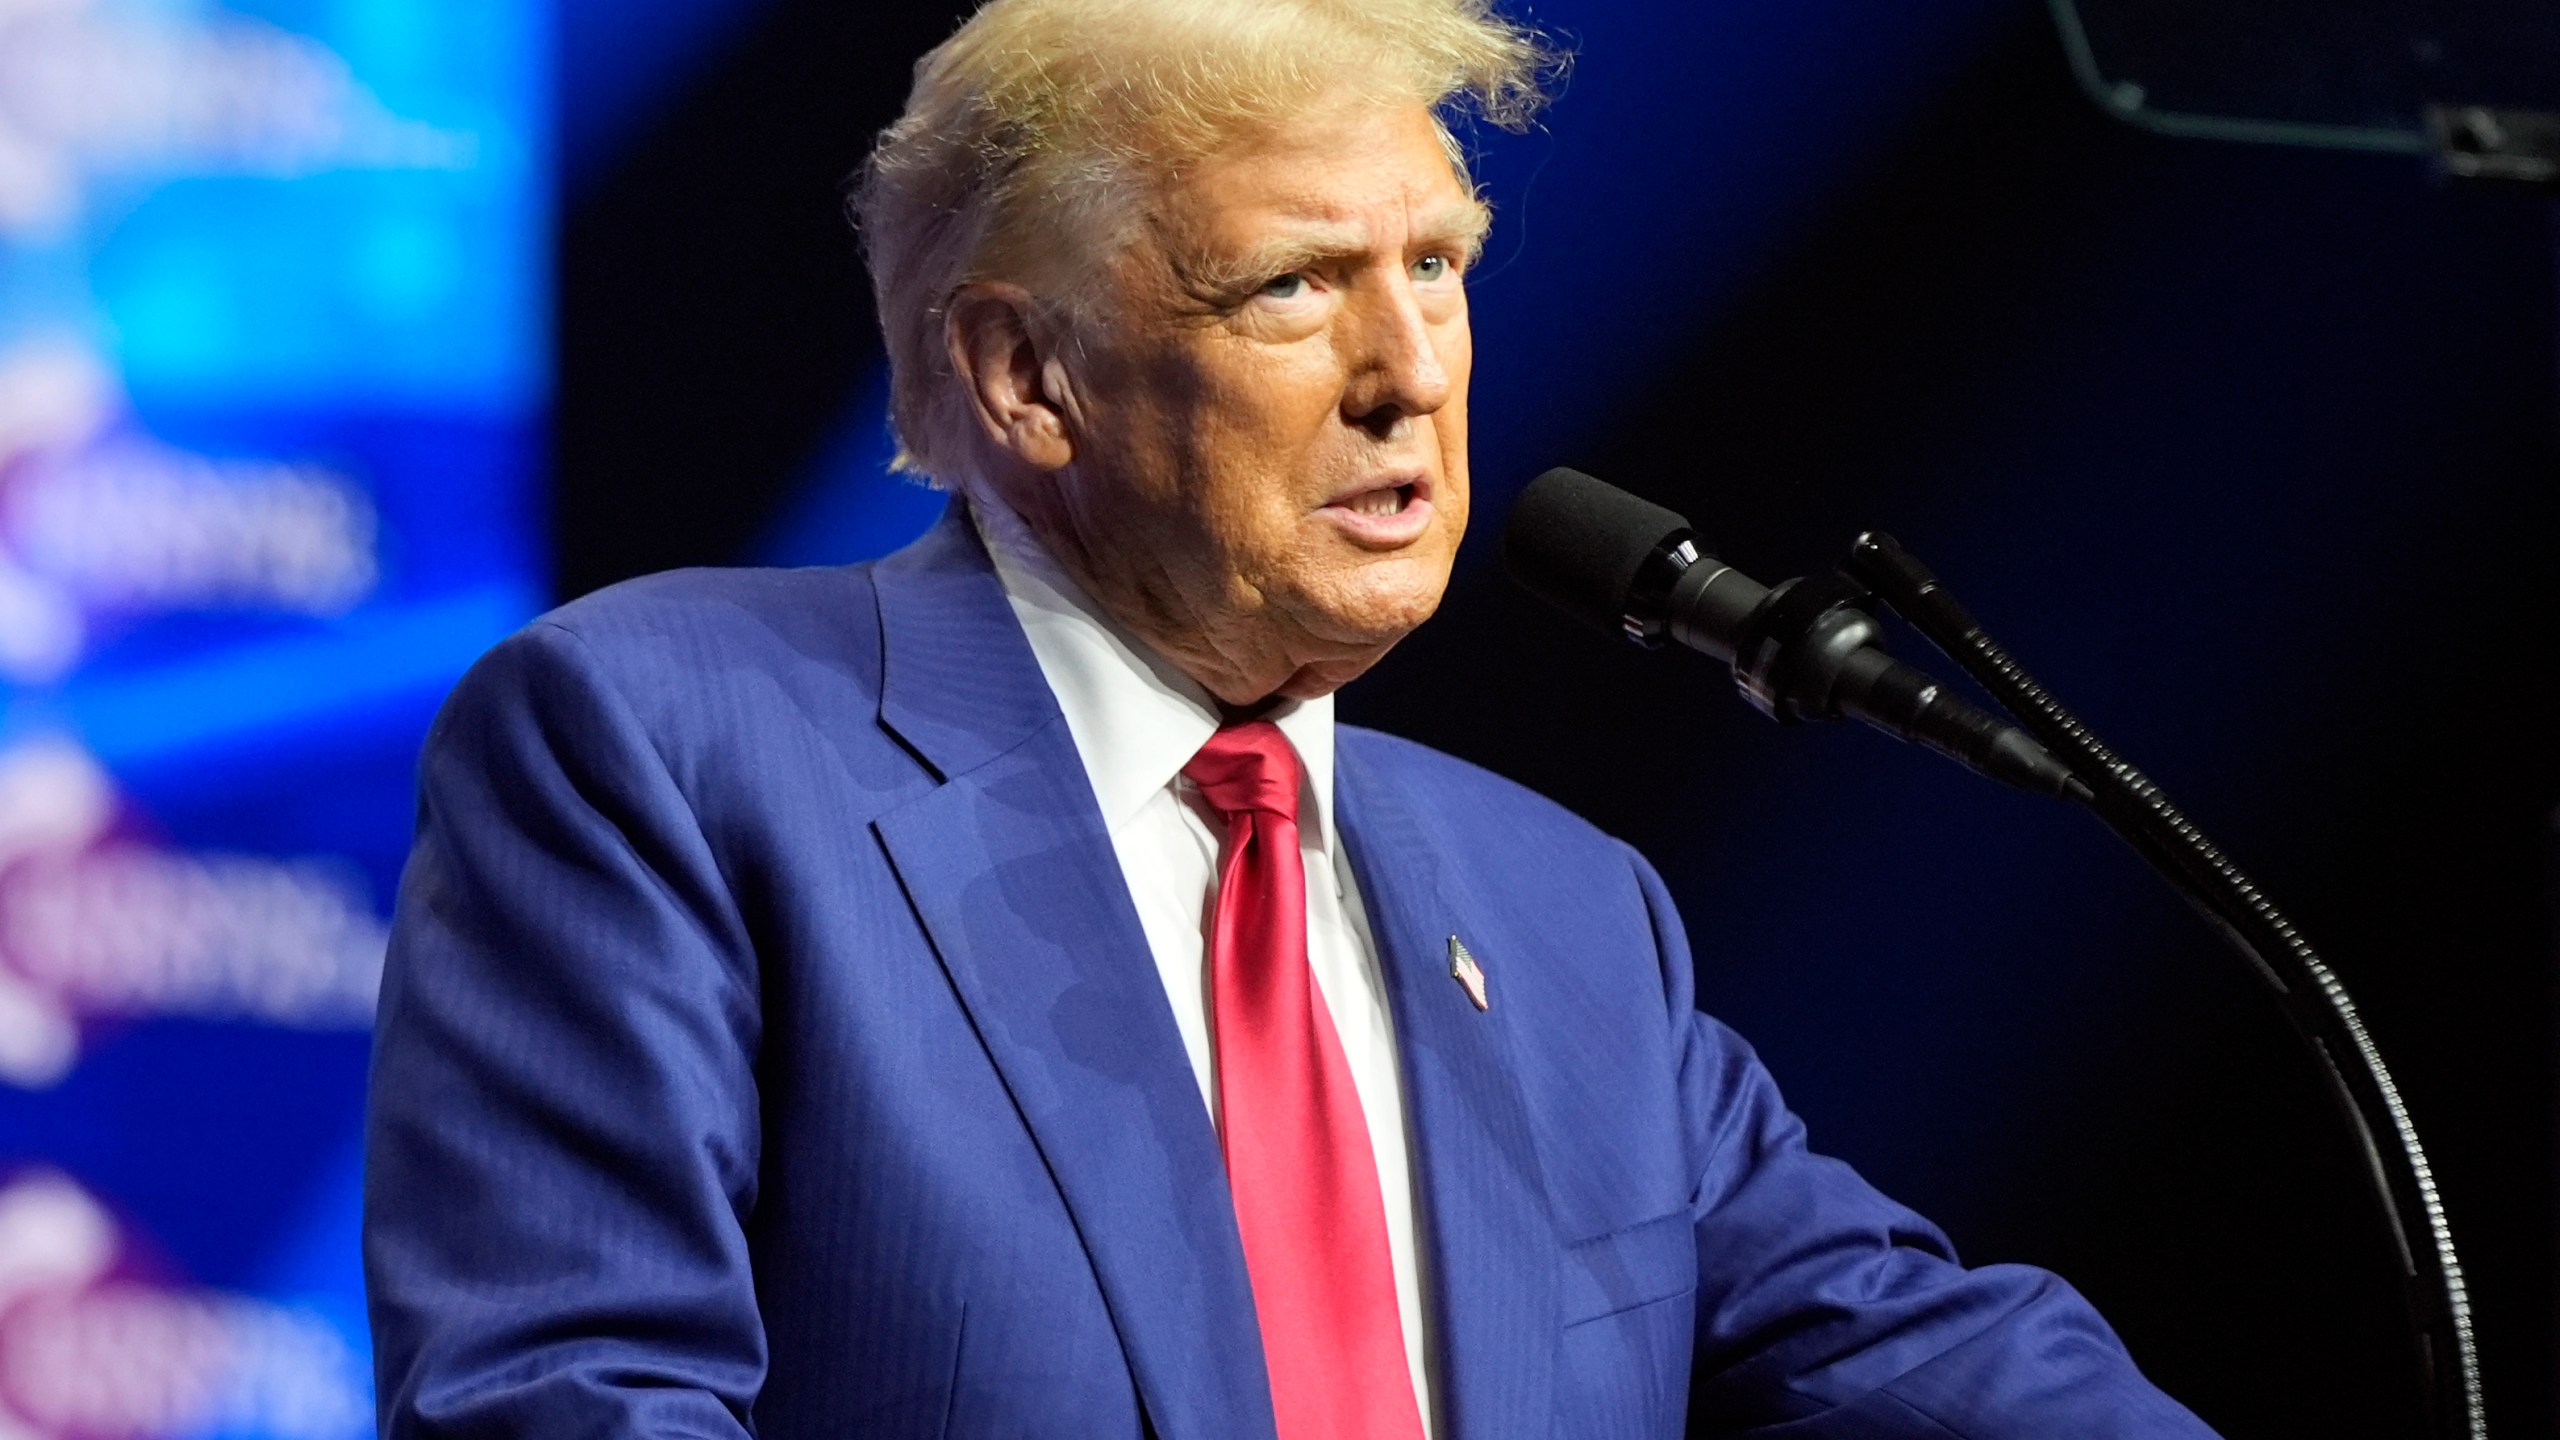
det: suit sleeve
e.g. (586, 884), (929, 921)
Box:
(1622, 848), (2222, 1439)
(364, 620), (765, 1439)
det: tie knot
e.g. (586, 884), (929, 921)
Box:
(1183, 721), (1303, 820)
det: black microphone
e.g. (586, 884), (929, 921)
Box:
(1501, 467), (2084, 799)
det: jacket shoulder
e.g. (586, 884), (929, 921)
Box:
(532, 564), (884, 677)
(475, 564), (887, 724)
(433, 562), (914, 812)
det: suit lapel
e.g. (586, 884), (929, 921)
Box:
(870, 510), (1275, 1440)
(1338, 737), (1560, 1440)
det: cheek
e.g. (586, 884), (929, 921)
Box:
(1190, 351), (1343, 521)
(1224, 347), (1351, 456)
(1076, 353), (1277, 557)
(1433, 327), (1473, 525)
(1442, 308), (1475, 381)
(1066, 345), (1186, 497)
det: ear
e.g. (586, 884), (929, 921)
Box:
(945, 283), (1076, 472)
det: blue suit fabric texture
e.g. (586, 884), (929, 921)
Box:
(364, 506), (2218, 1439)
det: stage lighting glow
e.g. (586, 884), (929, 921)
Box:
(0, 0), (471, 240)
(0, 0), (546, 1424)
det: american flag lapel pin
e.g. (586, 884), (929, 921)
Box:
(1447, 935), (1490, 1012)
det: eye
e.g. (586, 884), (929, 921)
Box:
(1412, 254), (1459, 283)
(1258, 272), (1309, 300)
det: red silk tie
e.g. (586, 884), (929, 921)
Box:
(1185, 722), (1425, 1440)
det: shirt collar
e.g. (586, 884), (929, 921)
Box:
(970, 496), (1339, 847)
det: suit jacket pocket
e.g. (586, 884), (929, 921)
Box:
(1561, 1209), (1697, 1328)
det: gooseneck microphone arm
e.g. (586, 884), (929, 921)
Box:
(1502, 467), (2483, 1440)
(1842, 530), (2484, 1440)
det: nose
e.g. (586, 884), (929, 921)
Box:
(1339, 275), (1452, 435)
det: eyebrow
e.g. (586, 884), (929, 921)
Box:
(1177, 200), (1494, 301)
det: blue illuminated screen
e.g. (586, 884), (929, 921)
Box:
(0, 0), (545, 1433)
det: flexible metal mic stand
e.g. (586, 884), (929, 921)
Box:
(1839, 529), (2487, 1440)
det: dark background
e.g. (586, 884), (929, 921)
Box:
(557, 1), (2558, 1434)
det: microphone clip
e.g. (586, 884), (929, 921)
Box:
(1727, 572), (1885, 726)
(1618, 534), (1703, 649)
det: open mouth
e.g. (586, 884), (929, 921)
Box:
(1320, 476), (1434, 547)
(1340, 483), (1418, 518)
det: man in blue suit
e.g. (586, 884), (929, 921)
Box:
(364, 0), (2220, 1435)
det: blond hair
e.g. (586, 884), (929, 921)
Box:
(850, 0), (1559, 483)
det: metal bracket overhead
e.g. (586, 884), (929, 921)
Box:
(2426, 105), (2560, 186)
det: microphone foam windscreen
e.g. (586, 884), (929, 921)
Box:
(1501, 468), (1694, 632)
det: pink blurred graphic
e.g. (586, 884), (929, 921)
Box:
(0, 341), (382, 686)
(0, 1173), (369, 1439)
(0, 740), (385, 1089)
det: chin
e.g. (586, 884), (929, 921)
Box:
(1305, 560), (1448, 649)
(1269, 581), (1437, 700)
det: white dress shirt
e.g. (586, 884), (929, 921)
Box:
(972, 499), (1436, 1433)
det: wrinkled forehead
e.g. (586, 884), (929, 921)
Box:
(1124, 100), (1492, 292)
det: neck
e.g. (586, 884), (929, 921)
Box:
(966, 480), (1329, 708)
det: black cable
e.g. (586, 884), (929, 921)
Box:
(1842, 529), (2485, 1440)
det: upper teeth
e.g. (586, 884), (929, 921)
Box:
(1349, 488), (1405, 517)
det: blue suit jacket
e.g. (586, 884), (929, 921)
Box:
(364, 507), (2216, 1439)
